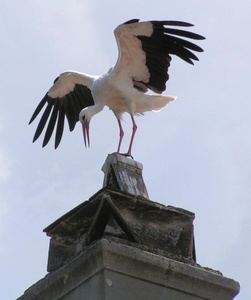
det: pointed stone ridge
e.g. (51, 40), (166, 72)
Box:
(102, 153), (149, 199)
(85, 194), (136, 245)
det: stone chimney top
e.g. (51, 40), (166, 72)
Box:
(17, 153), (240, 300)
(42, 153), (196, 273)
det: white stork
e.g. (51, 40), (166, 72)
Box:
(29, 19), (204, 157)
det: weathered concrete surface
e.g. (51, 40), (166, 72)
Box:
(102, 153), (149, 199)
(43, 188), (196, 272)
(17, 237), (240, 300)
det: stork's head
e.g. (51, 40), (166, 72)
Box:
(79, 105), (104, 148)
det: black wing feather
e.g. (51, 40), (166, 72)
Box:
(123, 19), (140, 25)
(162, 34), (204, 52)
(55, 106), (65, 149)
(29, 95), (48, 124)
(152, 20), (194, 27)
(77, 85), (94, 106)
(30, 83), (94, 148)
(32, 99), (53, 142)
(137, 20), (205, 93)
(63, 96), (77, 132)
(42, 102), (59, 147)
(163, 28), (205, 40)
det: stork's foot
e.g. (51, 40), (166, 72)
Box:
(117, 152), (134, 159)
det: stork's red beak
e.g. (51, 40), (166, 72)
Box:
(82, 120), (90, 147)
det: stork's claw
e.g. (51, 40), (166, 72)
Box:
(117, 152), (134, 159)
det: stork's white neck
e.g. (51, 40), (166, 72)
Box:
(79, 104), (104, 123)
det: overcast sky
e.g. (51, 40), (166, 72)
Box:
(1, 1), (250, 299)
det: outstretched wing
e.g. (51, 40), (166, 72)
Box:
(114, 19), (205, 94)
(29, 72), (95, 148)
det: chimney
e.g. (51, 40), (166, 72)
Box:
(17, 153), (240, 300)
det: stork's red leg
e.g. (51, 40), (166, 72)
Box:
(117, 118), (124, 153)
(126, 114), (137, 157)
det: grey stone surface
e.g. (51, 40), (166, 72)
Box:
(102, 153), (149, 199)
(43, 188), (196, 272)
(17, 238), (240, 300)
